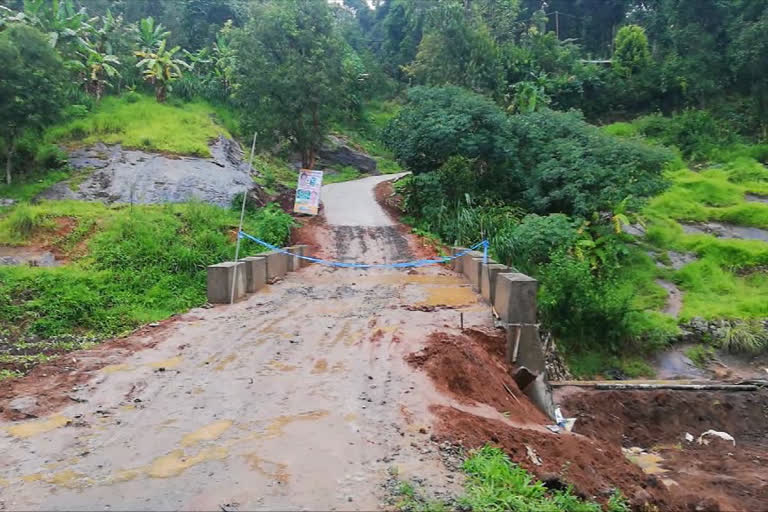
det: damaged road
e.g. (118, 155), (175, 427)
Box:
(0, 175), (491, 510)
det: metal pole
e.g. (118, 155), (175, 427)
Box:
(483, 240), (488, 264)
(230, 132), (258, 304)
(555, 11), (560, 39)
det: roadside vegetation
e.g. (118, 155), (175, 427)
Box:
(0, 201), (292, 377)
(393, 446), (629, 512)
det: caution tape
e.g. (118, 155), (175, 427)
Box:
(238, 231), (489, 269)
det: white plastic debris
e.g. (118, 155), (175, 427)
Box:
(684, 432), (694, 443)
(526, 445), (542, 466)
(554, 407), (565, 427)
(698, 430), (735, 446)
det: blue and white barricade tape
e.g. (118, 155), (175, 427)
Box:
(238, 231), (489, 269)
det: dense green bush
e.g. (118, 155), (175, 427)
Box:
(493, 214), (580, 275)
(509, 109), (674, 217)
(383, 86), (512, 174)
(634, 110), (740, 161)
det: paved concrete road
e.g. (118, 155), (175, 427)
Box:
(322, 173), (408, 227)
(0, 175), (494, 511)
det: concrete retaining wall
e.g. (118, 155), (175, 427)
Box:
(480, 263), (509, 305)
(264, 250), (288, 282)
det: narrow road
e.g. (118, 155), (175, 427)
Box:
(0, 176), (493, 511)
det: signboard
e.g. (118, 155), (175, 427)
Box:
(293, 169), (323, 215)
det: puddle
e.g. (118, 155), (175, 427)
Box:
(6, 415), (70, 438)
(243, 453), (290, 483)
(681, 222), (768, 242)
(180, 420), (233, 447)
(213, 353), (237, 371)
(146, 446), (229, 478)
(652, 345), (710, 379)
(417, 285), (477, 307)
(623, 447), (667, 474)
(255, 410), (329, 441)
(311, 359), (328, 374)
(0, 246), (60, 267)
(148, 356), (183, 369)
(101, 363), (135, 374)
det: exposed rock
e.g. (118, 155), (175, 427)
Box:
(0, 247), (58, 267)
(38, 136), (254, 207)
(656, 279), (683, 318)
(317, 135), (378, 174)
(0, 198), (17, 207)
(745, 193), (768, 204)
(9, 396), (39, 417)
(622, 223), (646, 237)
(681, 221), (768, 243)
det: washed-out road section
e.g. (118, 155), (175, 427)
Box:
(0, 174), (496, 511)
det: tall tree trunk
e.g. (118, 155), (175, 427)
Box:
(6, 139), (15, 185)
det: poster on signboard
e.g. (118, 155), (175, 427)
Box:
(293, 169), (323, 215)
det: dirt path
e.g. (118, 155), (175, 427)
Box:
(0, 177), (494, 511)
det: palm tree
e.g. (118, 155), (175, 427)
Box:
(135, 40), (190, 102)
(135, 16), (170, 52)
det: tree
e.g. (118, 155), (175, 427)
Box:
(612, 25), (651, 78)
(135, 40), (190, 102)
(0, 24), (66, 184)
(405, 3), (504, 97)
(383, 86), (511, 174)
(231, 0), (346, 168)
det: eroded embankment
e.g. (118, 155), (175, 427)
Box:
(561, 388), (768, 511)
(407, 329), (684, 510)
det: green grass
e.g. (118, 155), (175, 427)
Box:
(251, 153), (298, 191)
(461, 446), (629, 512)
(0, 170), (70, 203)
(46, 94), (228, 157)
(323, 165), (362, 184)
(333, 100), (404, 175)
(684, 345), (715, 368)
(0, 200), (293, 371)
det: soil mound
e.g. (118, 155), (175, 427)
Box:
(407, 329), (545, 421)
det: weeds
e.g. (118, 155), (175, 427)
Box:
(6, 203), (50, 240)
(718, 320), (768, 354)
(461, 445), (626, 512)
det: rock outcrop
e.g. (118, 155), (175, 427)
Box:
(317, 135), (378, 174)
(38, 136), (254, 207)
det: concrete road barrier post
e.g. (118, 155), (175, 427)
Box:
(207, 262), (246, 304)
(264, 250), (288, 282)
(293, 244), (310, 268)
(451, 247), (469, 273)
(284, 246), (305, 272)
(480, 263), (509, 304)
(239, 256), (266, 293)
(465, 255), (486, 292)
(460, 250), (484, 280)
(494, 273), (537, 325)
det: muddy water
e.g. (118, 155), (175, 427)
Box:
(0, 177), (492, 511)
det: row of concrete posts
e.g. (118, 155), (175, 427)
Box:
(206, 245), (309, 304)
(451, 247), (555, 418)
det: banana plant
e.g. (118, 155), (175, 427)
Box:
(135, 40), (190, 102)
(134, 16), (170, 52)
(81, 46), (120, 100)
(22, 0), (95, 49)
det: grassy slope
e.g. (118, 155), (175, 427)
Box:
(46, 94), (229, 157)
(603, 129), (768, 322)
(0, 201), (293, 376)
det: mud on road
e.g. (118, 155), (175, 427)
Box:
(0, 177), (490, 511)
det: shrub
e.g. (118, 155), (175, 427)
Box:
(509, 109), (673, 217)
(538, 252), (635, 353)
(35, 144), (68, 170)
(493, 214), (580, 274)
(634, 110), (740, 161)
